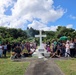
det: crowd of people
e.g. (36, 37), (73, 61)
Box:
(46, 38), (76, 58)
(0, 38), (76, 59)
(0, 42), (11, 58)
(0, 41), (37, 59)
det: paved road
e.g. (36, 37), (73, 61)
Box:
(24, 58), (65, 75)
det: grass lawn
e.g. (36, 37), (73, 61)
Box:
(0, 58), (30, 75)
(56, 58), (76, 75)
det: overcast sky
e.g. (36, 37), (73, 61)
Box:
(0, 0), (76, 31)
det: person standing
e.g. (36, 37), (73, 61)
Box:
(7, 42), (11, 53)
(0, 44), (3, 57)
(65, 41), (70, 57)
(69, 39), (75, 57)
(53, 40), (57, 53)
(3, 43), (7, 57)
(74, 38), (76, 57)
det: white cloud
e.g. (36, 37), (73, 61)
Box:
(69, 15), (76, 20)
(0, 0), (65, 31)
(28, 20), (58, 31)
(0, 0), (14, 14)
(41, 25), (58, 31)
(66, 24), (73, 28)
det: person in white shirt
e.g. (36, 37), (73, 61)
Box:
(65, 41), (70, 57)
(30, 47), (35, 54)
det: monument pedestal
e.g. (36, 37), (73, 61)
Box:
(37, 46), (47, 58)
(32, 47), (45, 58)
(32, 46), (50, 58)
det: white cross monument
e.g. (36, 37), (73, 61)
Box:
(35, 30), (46, 48)
(33, 30), (48, 58)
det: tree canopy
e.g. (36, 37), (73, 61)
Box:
(0, 26), (76, 43)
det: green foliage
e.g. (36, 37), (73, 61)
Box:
(56, 26), (75, 39)
(0, 27), (27, 43)
(26, 27), (39, 38)
(0, 26), (76, 43)
(44, 31), (56, 41)
(0, 36), (2, 41)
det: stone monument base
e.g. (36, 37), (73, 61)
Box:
(32, 46), (50, 58)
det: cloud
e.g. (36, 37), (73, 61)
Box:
(66, 24), (73, 28)
(69, 15), (76, 20)
(28, 20), (58, 31)
(0, 0), (65, 31)
(0, 0), (15, 14)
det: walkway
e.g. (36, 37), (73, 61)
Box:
(24, 58), (65, 75)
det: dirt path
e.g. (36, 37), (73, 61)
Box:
(24, 58), (65, 75)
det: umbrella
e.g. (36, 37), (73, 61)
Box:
(59, 36), (68, 41)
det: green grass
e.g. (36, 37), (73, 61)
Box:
(0, 58), (30, 75)
(56, 58), (76, 75)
